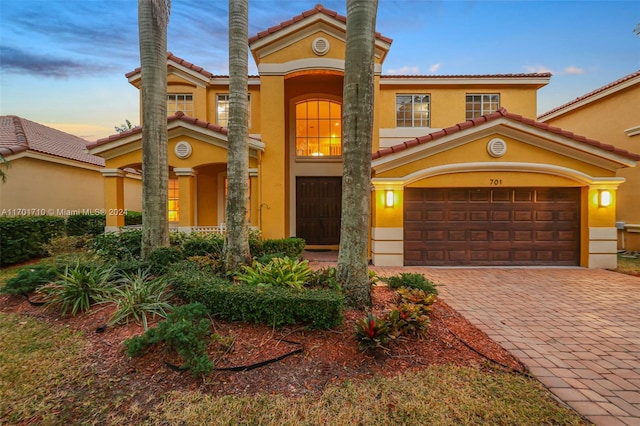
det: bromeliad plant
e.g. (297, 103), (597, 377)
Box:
(40, 261), (116, 316)
(354, 312), (392, 352)
(236, 257), (313, 290)
(106, 268), (173, 330)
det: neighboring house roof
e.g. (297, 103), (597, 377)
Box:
(538, 69), (640, 121)
(0, 115), (104, 166)
(87, 111), (264, 152)
(372, 107), (640, 162)
(248, 3), (393, 45)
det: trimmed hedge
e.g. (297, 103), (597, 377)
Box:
(251, 237), (306, 259)
(66, 213), (105, 236)
(171, 267), (344, 329)
(0, 216), (65, 266)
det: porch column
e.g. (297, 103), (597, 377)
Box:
(586, 184), (619, 269)
(174, 168), (196, 232)
(101, 168), (126, 231)
(370, 182), (404, 266)
(249, 168), (259, 228)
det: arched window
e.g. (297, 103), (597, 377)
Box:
(295, 99), (342, 157)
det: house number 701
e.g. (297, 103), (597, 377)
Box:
(489, 179), (502, 185)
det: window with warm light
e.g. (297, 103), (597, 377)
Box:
(465, 94), (500, 120)
(396, 94), (430, 127)
(295, 99), (342, 157)
(167, 94), (193, 115)
(216, 94), (251, 128)
(168, 178), (179, 222)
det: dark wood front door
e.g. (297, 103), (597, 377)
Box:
(404, 188), (580, 266)
(296, 177), (342, 245)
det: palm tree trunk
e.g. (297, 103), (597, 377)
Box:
(336, 0), (379, 308)
(139, 0), (170, 258)
(224, 0), (251, 270)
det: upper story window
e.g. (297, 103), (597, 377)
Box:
(216, 94), (251, 128)
(295, 99), (342, 157)
(167, 94), (193, 116)
(396, 94), (430, 127)
(466, 94), (500, 120)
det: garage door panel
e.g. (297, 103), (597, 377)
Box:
(404, 187), (580, 266)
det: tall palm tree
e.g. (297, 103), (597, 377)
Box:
(224, 0), (251, 270)
(336, 0), (379, 308)
(138, 0), (170, 258)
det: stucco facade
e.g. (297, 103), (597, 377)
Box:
(89, 4), (638, 268)
(539, 71), (640, 251)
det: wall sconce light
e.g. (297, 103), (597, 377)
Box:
(384, 190), (394, 208)
(599, 190), (611, 208)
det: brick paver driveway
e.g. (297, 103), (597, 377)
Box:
(374, 266), (640, 426)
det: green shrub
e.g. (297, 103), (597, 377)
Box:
(259, 237), (306, 258)
(147, 246), (184, 275)
(355, 313), (392, 352)
(43, 235), (92, 257)
(307, 266), (342, 291)
(181, 233), (224, 257)
(66, 213), (105, 236)
(91, 229), (142, 260)
(0, 263), (60, 296)
(383, 273), (439, 295)
(40, 261), (116, 316)
(125, 211), (142, 226)
(236, 257), (313, 290)
(107, 268), (173, 329)
(175, 276), (344, 329)
(124, 303), (213, 376)
(386, 302), (430, 339)
(0, 216), (65, 265)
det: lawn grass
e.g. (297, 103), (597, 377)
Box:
(616, 253), (640, 275)
(0, 311), (586, 425)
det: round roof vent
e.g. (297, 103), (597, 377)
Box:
(174, 141), (192, 159)
(312, 37), (330, 56)
(487, 138), (507, 158)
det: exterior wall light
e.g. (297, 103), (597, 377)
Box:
(599, 189), (612, 207)
(385, 190), (394, 208)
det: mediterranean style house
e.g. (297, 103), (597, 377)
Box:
(539, 70), (640, 252)
(87, 4), (639, 268)
(0, 115), (140, 216)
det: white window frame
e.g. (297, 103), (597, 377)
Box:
(167, 93), (193, 116)
(465, 94), (500, 120)
(396, 94), (430, 128)
(216, 94), (251, 128)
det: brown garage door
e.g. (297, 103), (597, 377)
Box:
(404, 188), (580, 266)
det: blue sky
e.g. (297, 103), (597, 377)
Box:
(1, 0), (638, 141)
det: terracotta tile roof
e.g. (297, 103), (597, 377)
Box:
(0, 115), (105, 166)
(372, 107), (640, 162)
(380, 73), (552, 80)
(248, 3), (393, 45)
(538, 69), (640, 119)
(87, 111), (261, 150)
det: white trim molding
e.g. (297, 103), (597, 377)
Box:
(588, 227), (618, 269)
(371, 227), (404, 266)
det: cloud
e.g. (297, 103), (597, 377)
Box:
(429, 63), (442, 73)
(385, 65), (420, 75)
(523, 64), (586, 76)
(523, 64), (553, 74)
(563, 66), (585, 75)
(0, 46), (98, 78)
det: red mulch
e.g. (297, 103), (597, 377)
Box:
(0, 284), (525, 404)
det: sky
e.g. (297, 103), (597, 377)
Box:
(1, 0), (639, 141)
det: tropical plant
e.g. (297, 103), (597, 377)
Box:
(224, 0), (251, 271)
(139, 0), (171, 258)
(107, 268), (173, 329)
(336, 0), (379, 309)
(40, 261), (116, 316)
(0, 152), (9, 183)
(384, 273), (439, 295)
(147, 246), (184, 275)
(124, 303), (214, 376)
(114, 119), (136, 133)
(386, 302), (430, 339)
(354, 312), (392, 352)
(236, 257), (313, 290)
